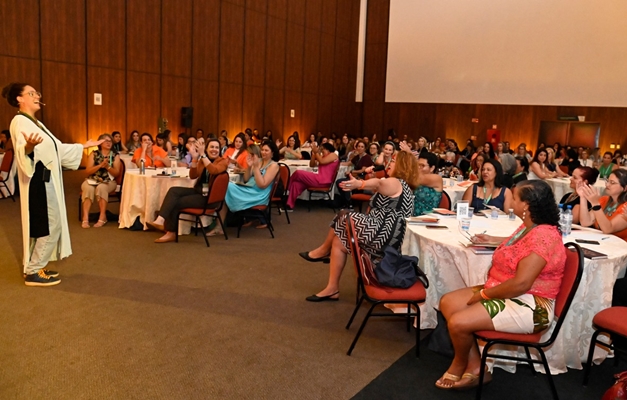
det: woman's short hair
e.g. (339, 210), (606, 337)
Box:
(514, 180), (560, 228)
(391, 151), (419, 190)
(321, 142), (335, 153)
(576, 166), (599, 185)
(1, 82), (28, 108)
(262, 139), (280, 162)
(97, 133), (113, 150)
(419, 152), (438, 168)
(478, 159), (504, 188)
(1, 129), (11, 139)
(140, 133), (153, 143)
(515, 156), (529, 173)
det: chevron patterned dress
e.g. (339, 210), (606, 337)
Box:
(332, 179), (414, 253)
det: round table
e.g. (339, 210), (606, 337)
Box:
(442, 178), (474, 209)
(546, 178), (606, 204)
(401, 216), (627, 374)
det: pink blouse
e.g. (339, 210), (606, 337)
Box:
(485, 224), (566, 299)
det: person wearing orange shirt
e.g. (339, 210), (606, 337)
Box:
(223, 132), (249, 169)
(132, 133), (171, 168)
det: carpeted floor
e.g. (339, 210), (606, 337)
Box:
(0, 170), (618, 400)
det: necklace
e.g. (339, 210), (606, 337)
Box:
(599, 164), (612, 179)
(506, 224), (537, 246)
(605, 201), (619, 217)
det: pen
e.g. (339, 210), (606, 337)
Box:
(601, 237), (610, 240)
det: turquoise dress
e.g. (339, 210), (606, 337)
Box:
(413, 185), (442, 216)
(225, 161), (276, 212)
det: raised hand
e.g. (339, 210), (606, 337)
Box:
(21, 132), (44, 154)
(339, 174), (359, 191)
(399, 140), (411, 153)
(275, 138), (283, 147)
(84, 139), (105, 149)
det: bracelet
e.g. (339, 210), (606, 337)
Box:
(358, 180), (366, 190)
(479, 289), (491, 300)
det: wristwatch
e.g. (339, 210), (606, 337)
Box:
(591, 204), (602, 211)
(199, 154), (207, 160)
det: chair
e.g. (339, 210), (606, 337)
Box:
(582, 306), (627, 385)
(78, 160), (126, 221)
(235, 172), (280, 238)
(176, 172), (229, 247)
(0, 150), (15, 202)
(473, 242), (584, 400)
(307, 162), (341, 212)
(344, 216), (427, 356)
(438, 190), (451, 210)
(271, 163), (290, 224)
(350, 170), (386, 213)
(559, 165), (569, 174)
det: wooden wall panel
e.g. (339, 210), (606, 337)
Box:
(321, 0), (337, 35)
(244, 9), (267, 86)
(227, 0), (245, 6)
(283, 91), (302, 135)
(218, 82), (243, 134)
(242, 85), (265, 131)
(162, 0), (193, 78)
(219, 2), (245, 84)
(127, 0), (161, 73)
(265, 17), (287, 89)
(162, 76), (192, 136)
(365, 0), (389, 45)
(285, 23), (305, 92)
(332, 96), (348, 134)
(363, 43), (386, 102)
(382, 103), (399, 136)
(246, 0), (267, 13)
(302, 28), (321, 95)
(361, 101), (383, 137)
(87, 0), (125, 69)
(318, 33), (335, 96)
(41, 62), (87, 143)
(305, 0), (323, 30)
(0, 57), (41, 129)
(267, 0), (287, 20)
(192, 0), (220, 82)
(40, 0), (85, 64)
(191, 79), (219, 135)
(317, 95), (333, 135)
(263, 88), (283, 138)
(127, 72), (160, 135)
(287, 1), (305, 25)
(335, 0), (353, 40)
(332, 38), (350, 97)
(0, 0), (40, 58)
(87, 67), (126, 138)
(301, 93), (319, 135)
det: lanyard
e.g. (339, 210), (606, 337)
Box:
(482, 186), (495, 205)
(18, 111), (59, 156)
(506, 224), (537, 246)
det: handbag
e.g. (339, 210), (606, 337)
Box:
(362, 244), (429, 289)
(603, 371), (627, 400)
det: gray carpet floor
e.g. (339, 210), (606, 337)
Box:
(0, 170), (417, 400)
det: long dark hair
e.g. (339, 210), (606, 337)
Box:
(607, 169), (627, 208)
(477, 159), (504, 188)
(531, 148), (549, 167)
(515, 180), (560, 227)
(232, 132), (248, 152)
(262, 139), (280, 162)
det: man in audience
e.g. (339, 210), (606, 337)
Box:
(512, 156), (529, 185)
(132, 133), (171, 168)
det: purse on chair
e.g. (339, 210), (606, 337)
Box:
(362, 244), (429, 289)
(603, 371), (627, 400)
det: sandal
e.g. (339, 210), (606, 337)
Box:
(256, 224), (268, 229)
(206, 228), (224, 237)
(81, 220), (90, 229)
(94, 220), (107, 228)
(435, 372), (462, 390)
(452, 369), (492, 391)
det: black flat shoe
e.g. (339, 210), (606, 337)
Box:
(299, 252), (330, 264)
(305, 292), (340, 302)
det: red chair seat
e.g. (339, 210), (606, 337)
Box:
(180, 207), (218, 216)
(351, 193), (371, 201)
(364, 282), (426, 301)
(475, 329), (544, 344)
(308, 186), (331, 191)
(592, 306), (627, 335)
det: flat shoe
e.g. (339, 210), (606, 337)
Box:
(256, 224), (268, 229)
(206, 229), (224, 237)
(306, 291), (339, 302)
(94, 219), (107, 228)
(81, 221), (90, 229)
(435, 372), (462, 390)
(146, 221), (165, 232)
(452, 370), (492, 391)
(299, 252), (331, 264)
(154, 236), (176, 243)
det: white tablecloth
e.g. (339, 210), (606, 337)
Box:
(545, 178), (606, 205)
(279, 159), (349, 200)
(120, 154), (136, 170)
(401, 216), (627, 374)
(0, 153), (16, 198)
(118, 168), (207, 234)
(442, 178), (474, 209)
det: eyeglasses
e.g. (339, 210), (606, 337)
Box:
(24, 91), (42, 98)
(607, 180), (620, 186)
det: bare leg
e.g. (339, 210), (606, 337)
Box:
(98, 198), (107, 221)
(307, 228), (336, 258)
(156, 231), (176, 242)
(153, 215), (165, 225)
(82, 198), (92, 222)
(314, 235), (348, 298)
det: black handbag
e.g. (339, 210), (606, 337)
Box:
(364, 245), (429, 289)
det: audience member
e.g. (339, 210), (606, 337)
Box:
(462, 159), (512, 212)
(126, 130), (141, 153)
(578, 169), (627, 241)
(559, 166), (598, 225)
(132, 133), (171, 168)
(286, 142), (339, 210)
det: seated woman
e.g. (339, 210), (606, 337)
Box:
(146, 138), (228, 242)
(301, 133), (317, 151)
(579, 148), (594, 168)
(462, 159), (512, 213)
(413, 152), (443, 216)
(180, 136), (197, 167)
(482, 142), (498, 161)
(558, 148), (580, 176)
(126, 130), (141, 153)
(578, 169), (627, 242)
(223, 132), (249, 169)
(598, 151), (619, 179)
(546, 147), (568, 177)
(131, 133), (171, 168)
(212, 141), (280, 233)
(467, 152), (485, 181)
(299, 151), (419, 301)
(559, 166), (599, 225)
(218, 135), (229, 157)
(435, 180), (566, 390)
(0, 129), (14, 153)
(367, 142), (380, 164)
(177, 133), (187, 159)
(374, 141), (397, 177)
(527, 148), (556, 180)
(512, 156), (529, 186)
(80, 134), (121, 228)
(286, 142), (339, 210)
(278, 136), (303, 160)
(337, 140), (374, 208)
(111, 131), (128, 154)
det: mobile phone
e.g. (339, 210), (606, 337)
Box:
(575, 239), (600, 245)
(426, 225), (448, 229)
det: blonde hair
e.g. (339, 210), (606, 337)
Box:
(391, 151), (420, 190)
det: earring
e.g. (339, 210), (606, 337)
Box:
(522, 210), (526, 220)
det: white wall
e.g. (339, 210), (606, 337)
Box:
(386, 0), (627, 107)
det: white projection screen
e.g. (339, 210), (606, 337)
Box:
(386, 0), (627, 107)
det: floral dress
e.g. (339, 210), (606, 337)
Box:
(413, 185), (442, 216)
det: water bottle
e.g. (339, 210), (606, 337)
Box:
(558, 204), (565, 236)
(140, 159), (145, 175)
(508, 208), (515, 221)
(175, 147), (180, 160)
(563, 205), (573, 236)
(491, 208), (498, 219)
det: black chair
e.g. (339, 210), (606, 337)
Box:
(0, 150), (15, 202)
(271, 163), (291, 224)
(235, 173), (280, 238)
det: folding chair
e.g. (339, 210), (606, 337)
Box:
(0, 150), (15, 202)
(271, 163), (291, 224)
(235, 172), (280, 238)
(583, 306), (627, 385)
(307, 162), (341, 212)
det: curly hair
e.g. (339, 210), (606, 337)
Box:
(514, 180), (560, 227)
(2, 82), (28, 108)
(391, 151), (419, 190)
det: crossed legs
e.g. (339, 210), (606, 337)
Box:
(308, 228), (348, 299)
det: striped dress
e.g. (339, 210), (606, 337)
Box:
(332, 179), (414, 253)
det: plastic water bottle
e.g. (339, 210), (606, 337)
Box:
(491, 208), (498, 219)
(563, 205), (573, 236)
(508, 208), (515, 221)
(558, 204), (565, 236)
(140, 159), (145, 175)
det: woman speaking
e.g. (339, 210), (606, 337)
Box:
(3, 82), (102, 287)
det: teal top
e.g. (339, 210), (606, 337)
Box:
(413, 185), (442, 216)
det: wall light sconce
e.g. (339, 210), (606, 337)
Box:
(617, 145), (621, 150)
(610, 143), (616, 149)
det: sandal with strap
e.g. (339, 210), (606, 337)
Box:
(435, 371), (462, 390)
(81, 221), (90, 229)
(94, 220), (107, 228)
(452, 369), (492, 391)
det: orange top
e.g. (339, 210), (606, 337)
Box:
(132, 146), (169, 168)
(223, 147), (249, 168)
(594, 196), (627, 242)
